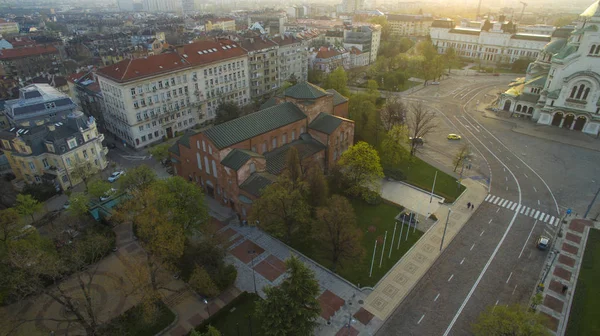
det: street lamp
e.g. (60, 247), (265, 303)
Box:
(346, 314), (356, 335)
(203, 298), (211, 318)
(248, 250), (258, 293)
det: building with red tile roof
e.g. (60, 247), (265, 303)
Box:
(0, 45), (60, 82)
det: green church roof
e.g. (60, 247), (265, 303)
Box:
(284, 81), (329, 100)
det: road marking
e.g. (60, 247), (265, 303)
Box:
(515, 164), (520, 169)
(538, 200), (541, 206)
(418, 314), (425, 324)
(525, 207), (531, 216)
(512, 284), (518, 295)
(505, 176), (508, 182)
(506, 201), (513, 208)
(434, 293), (440, 302)
(524, 173), (529, 178)
(533, 186), (537, 192)
(489, 219), (493, 224)
(496, 208), (500, 213)
(485, 194), (491, 201)
(470, 244), (475, 251)
(519, 220), (538, 259)
(460, 258), (465, 265)
(490, 141), (494, 145)
(534, 211), (540, 220)
(503, 167), (506, 172)
(448, 274), (454, 282)
(528, 251), (533, 259)
(549, 216), (555, 226)
(494, 197), (501, 205)
(506, 186), (508, 191)
(506, 272), (513, 283)
(489, 195), (496, 203)
(502, 200), (509, 207)
(520, 206), (525, 214)
(480, 230), (485, 236)
(506, 156), (511, 161)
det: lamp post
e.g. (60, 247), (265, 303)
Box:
(203, 298), (211, 318)
(346, 314), (356, 335)
(248, 250), (258, 293)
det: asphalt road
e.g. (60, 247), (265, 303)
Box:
(377, 76), (592, 335)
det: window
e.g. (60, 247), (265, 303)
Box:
(62, 174), (69, 183)
(202, 140), (206, 152)
(282, 134), (287, 145)
(291, 130), (296, 141)
(250, 162), (256, 173)
(66, 158), (72, 167)
(272, 137), (277, 149)
(204, 157), (210, 174)
(211, 160), (218, 178)
(141, 135), (146, 142)
(42, 158), (49, 168)
(67, 138), (77, 149)
(300, 126), (305, 134)
(29, 162), (35, 170)
(262, 141), (267, 153)
(148, 133), (153, 140)
(209, 146), (212, 155)
(83, 150), (88, 159)
(197, 153), (202, 169)
(251, 146), (256, 152)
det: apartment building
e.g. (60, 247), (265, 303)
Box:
(0, 45), (61, 82)
(169, 82), (353, 219)
(0, 111), (108, 190)
(3, 84), (78, 127)
(247, 12), (288, 35)
(343, 25), (381, 64)
(205, 18), (236, 32)
(387, 14), (433, 37)
(95, 39), (250, 149)
(272, 34), (309, 83)
(67, 71), (107, 133)
(311, 46), (350, 72)
(240, 36), (280, 99)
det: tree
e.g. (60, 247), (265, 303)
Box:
(453, 144), (471, 172)
(512, 57), (533, 73)
(323, 67), (350, 97)
(380, 94), (407, 131)
(337, 141), (384, 200)
(407, 102), (437, 156)
(214, 102), (241, 125)
(87, 180), (112, 199)
(366, 79), (379, 94)
(67, 192), (90, 219)
(255, 256), (321, 336)
(249, 176), (310, 244)
(151, 177), (208, 235)
(307, 69), (324, 84)
(380, 125), (410, 169)
(189, 266), (219, 298)
(444, 47), (458, 73)
(0, 208), (20, 249)
(15, 194), (42, 223)
(148, 143), (171, 165)
(283, 147), (303, 186)
(552, 15), (577, 28)
(472, 304), (550, 336)
(368, 16), (391, 40)
(71, 161), (98, 192)
(315, 195), (364, 271)
(349, 93), (379, 145)
(118, 165), (157, 191)
(305, 165), (329, 208)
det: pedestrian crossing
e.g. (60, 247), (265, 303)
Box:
(484, 194), (557, 226)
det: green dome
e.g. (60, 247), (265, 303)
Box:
(542, 39), (567, 54)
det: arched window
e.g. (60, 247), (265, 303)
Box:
(196, 153), (202, 170)
(570, 86), (578, 98)
(583, 87), (591, 100)
(211, 160), (218, 178)
(204, 157), (210, 174)
(516, 104), (522, 112)
(528, 107), (534, 114)
(576, 84), (585, 99)
(590, 44), (596, 54)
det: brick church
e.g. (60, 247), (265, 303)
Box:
(169, 82), (354, 218)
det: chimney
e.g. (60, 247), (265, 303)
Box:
(176, 45), (185, 55)
(48, 124), (55, 131)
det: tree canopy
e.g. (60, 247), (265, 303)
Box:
(323, 67), (350, 97)
(472, 304), (550, 336)
(214, 102), (241, 125)
(337, 141), (384, 200)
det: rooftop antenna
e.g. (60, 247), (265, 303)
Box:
(519, 1), (528, 23)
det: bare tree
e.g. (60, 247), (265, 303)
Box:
(380, 94), (408, 132)
(453, 144), (471, 172)
(407, 102), (437, 156)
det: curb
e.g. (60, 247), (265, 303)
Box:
(156, 306), (180, 336)
(391, 180), (445, 204)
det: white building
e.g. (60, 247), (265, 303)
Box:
(498, 1), (600, 135)
(430, 18), (551, 64)
(387, 14), (434, 37)
(95, 39), (250, 149)
(142, 0), (180, 12)
(518, 24), (556, 36)
(272, 34), (309, 82)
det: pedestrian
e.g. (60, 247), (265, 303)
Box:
(472, 204), (475, 210)
(562, 285), (568, 294)
(467, 202), (471, 209)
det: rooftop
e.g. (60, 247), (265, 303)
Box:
(264, 135), (326, 175)
(0, 45), (58, 60)
(309, 112), (344, 135)
(221, 148), (262, 170)
(326, 89), (348, 105)
(284, 81), (328, 100)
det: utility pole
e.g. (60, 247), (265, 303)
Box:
(430, 171), (438, 203)
(584, 185), (600, 218)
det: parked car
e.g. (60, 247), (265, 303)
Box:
(537, 236), (550, 250)
(409, 137), (424, 145)
(447, 133), (462, 140)
(63, 200), (70, 209)
(99, 188), (117, 201)
(430, 81), (440, 85)
(398, 212), (419, 224)
(108, 171), (125, 183)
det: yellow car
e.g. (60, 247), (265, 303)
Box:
(447, 134), (462, 140)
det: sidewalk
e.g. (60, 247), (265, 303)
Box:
(362, 178), (488, 323)
(536, 217), (597, 335)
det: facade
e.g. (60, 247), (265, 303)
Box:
(0, 45), (61, 82)
(430, 19), (551, 64)
(205, 19), (236, 32)
(387, 14), (434, 37)
(0, 111), (108, 190)
(312, 46), (350, 72)
(95, 39), (250, 149)
(349, 47), (369, 67)
(498, 1), (600, 135)
(169, 82), (352, 219)
(68, 71), (107, 133)
(143, 0), (180, 12)
(0, 20), (19, 35)
(343, 25), (380, 64)
(3, 84), (78, 127)
(518, 24), (556, 36)
(272, 34), (309, 83)
(247, 12), (288, 35)
(117, 0), (135, 11)
(240, 37), (280, 99)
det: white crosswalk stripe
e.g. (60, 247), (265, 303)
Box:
(483, 195), (557, 226)
(501, 200), (509, 207)
(520, 206), (526, 214)
(506, 201), (513, 208)
(516, 204), (522, 213)
(544, 214), (550, 223)
(534, 211), (540, 220)
(549, 216), (555, 226)
(525, 207), (531, 216)
(494, 197), (501, 205)
(485, 194), (491, 201)
(511, 203), (517, 211)
(489, 196), (496, 203)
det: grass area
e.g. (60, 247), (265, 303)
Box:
(565, 228), (600, 336)
(293, 198), (422, 287)
(192, 292), (261, 336)
(395, 156), (466, 203)
(100, 300), (175, 336)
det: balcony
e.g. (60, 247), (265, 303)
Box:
(565, 98), (587, 109)
(44, 166), (65, 175)
(98, 133), (105, 142)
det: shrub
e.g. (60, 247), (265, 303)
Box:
(214, 264), (238, 290)
(22, 182), (57, 202)
(429, 214), (438, 221)
(363, 189), (383, 205)
(383, 167), (406, 181)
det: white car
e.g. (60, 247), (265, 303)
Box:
(108, 171), (124, 183)
(100, 188), (117, 201)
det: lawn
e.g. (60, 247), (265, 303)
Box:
(565, 229), (600, 336)
(292, 198), (422, 288)
(192, 292), (261, 336)
(100, 300), (175, 336)
(395, 155), (466, 203)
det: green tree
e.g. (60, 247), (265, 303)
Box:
(338, 141), (384, 200)
(67, 192), (90, 219)
(255, 256), (321, 336)
(349, 93), (379, 145)
(189, 266), (219, 298)
(380, 125), (410, 169)
(366, 79), (379, 94)
(368, 16), (391, 40)
(323, 67), (350, 97)
(283, 147), (303, 186)
(552, 15), (577, 27)
(305, 165), (329, 208)
(15, 194), (43, 223)
(151, 177), (208, 235)
(148, 143), (171, 165)
(70, 161), (98, 192)
(118, 165), (157, 191)
(512, 57), (533, 73)
(472, 304), (550, 336)
(0, 208), (20, 249)
(307, 69), (324, 84)
(249, 176), (310, 244)
(87, 180), (112, 199)
(314, 195), (364, 271)
(444, 47), (458, 73)
(380, 94), (407, 131)
(214, 102), (241, 125)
